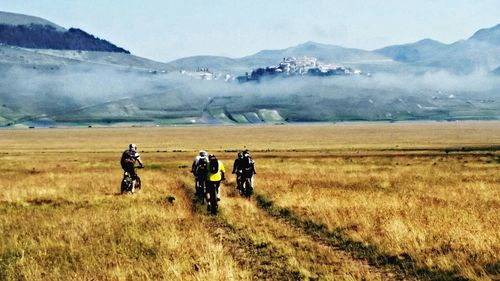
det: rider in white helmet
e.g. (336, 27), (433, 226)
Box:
(240, 149), (256, 192)
(120, 144), (143, 192)
(192, 150), (209, 199)
(192, 150), (208, 174)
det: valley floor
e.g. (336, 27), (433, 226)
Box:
(0, 122), (499, 280)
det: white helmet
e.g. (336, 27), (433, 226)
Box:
(129, 144), (137, 151)
(199, 150), (207, 157)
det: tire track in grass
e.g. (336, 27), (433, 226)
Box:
(222, 193), (402, 280)
(179, 179), (303, 280)
(182, 177), (401, 280)
(255, 194), (469, 281)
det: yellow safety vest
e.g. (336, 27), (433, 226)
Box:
(208, 160), (225, 182)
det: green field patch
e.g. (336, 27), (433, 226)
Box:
(208, 108), (234, 123)
(0, 115), (9, 125)
(154, 117), (198, 125)
(227, 113), (249, 123)
(258, 109), (284, 122)
(243, 112), (262, 123)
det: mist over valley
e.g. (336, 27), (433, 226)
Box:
(0, 11), (499, 127)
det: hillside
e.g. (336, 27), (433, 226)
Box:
(375, 39), (446, 64)
(0, 11), (65, 31)
(376, 24), (500, 73)
(470, 23), (500, 45)
(27, 48), (171, 70)
(242, 41), (390, 66)
(0, 11), (129, 53)
(494, 66), (500, 75)
(0, 24), (130, 53)
(166, 56), (248, 74)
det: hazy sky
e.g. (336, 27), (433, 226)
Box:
(1, 0), (499, 62)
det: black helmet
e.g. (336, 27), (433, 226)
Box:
(129, 143), (137, 151)
(208, 154), (216, 160)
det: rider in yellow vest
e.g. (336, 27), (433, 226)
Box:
(207, 154), (225, 206)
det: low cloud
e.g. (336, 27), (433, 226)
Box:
(0, 64), (498, 115)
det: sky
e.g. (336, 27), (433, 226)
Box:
(1, 0), (500, 62)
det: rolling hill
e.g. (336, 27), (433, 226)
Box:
(375, 39), (447, 64)
(376, 24), (500, 73)
(241, 41), (390, 66)
(0, 11), (65, 31)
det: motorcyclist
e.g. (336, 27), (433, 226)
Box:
(232, 151), (244, 191)
(192, 150), (208, 174)
(206, 154), (225, 211)
(120, 144), (143, 193)
(240, 150), (256, 192)
(192, 150), (209, 199)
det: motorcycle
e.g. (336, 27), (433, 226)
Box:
(206, 183), (219, 215)
(237, 170), (254, 198)
(195, 175), (207, 203)
(241, 175), (253, 198)
(121, 166), (143, 194)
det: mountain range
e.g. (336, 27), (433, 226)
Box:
(169, 25), (500, 75)
(0, 11), (498, 126)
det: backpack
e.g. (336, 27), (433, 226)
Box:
(197, 157), (208, 172)
(209, 159), (219, 174)
(241, 157), (252, 171)
(121, 150), (136, 167)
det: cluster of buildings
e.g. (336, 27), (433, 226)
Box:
(180, 68), (232, 81)
(237, 56), (364, 82)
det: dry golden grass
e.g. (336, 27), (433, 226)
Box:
(1, 122), (499, 280)
(0, 152), (249, 280)
(256, 153), (499, 280)
(217, 183), (397, 280)
(1, 121), (499, 153)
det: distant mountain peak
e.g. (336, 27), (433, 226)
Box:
(298, 41), (328, 47)
(493, 66), (500, 75)
(380, 38), (445, 49)
(375, 38), (447, 63)
(294, 41), (343, 50)
(470, 23), (500, 44)
(414, 38), (445, 46)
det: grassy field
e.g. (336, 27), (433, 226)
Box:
(0, 122), (499, 280)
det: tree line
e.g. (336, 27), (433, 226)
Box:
(0, 24), (130, 53)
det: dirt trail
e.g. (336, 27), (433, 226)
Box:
(181, 178), (404, 280)
(180, 180), (302, 280)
